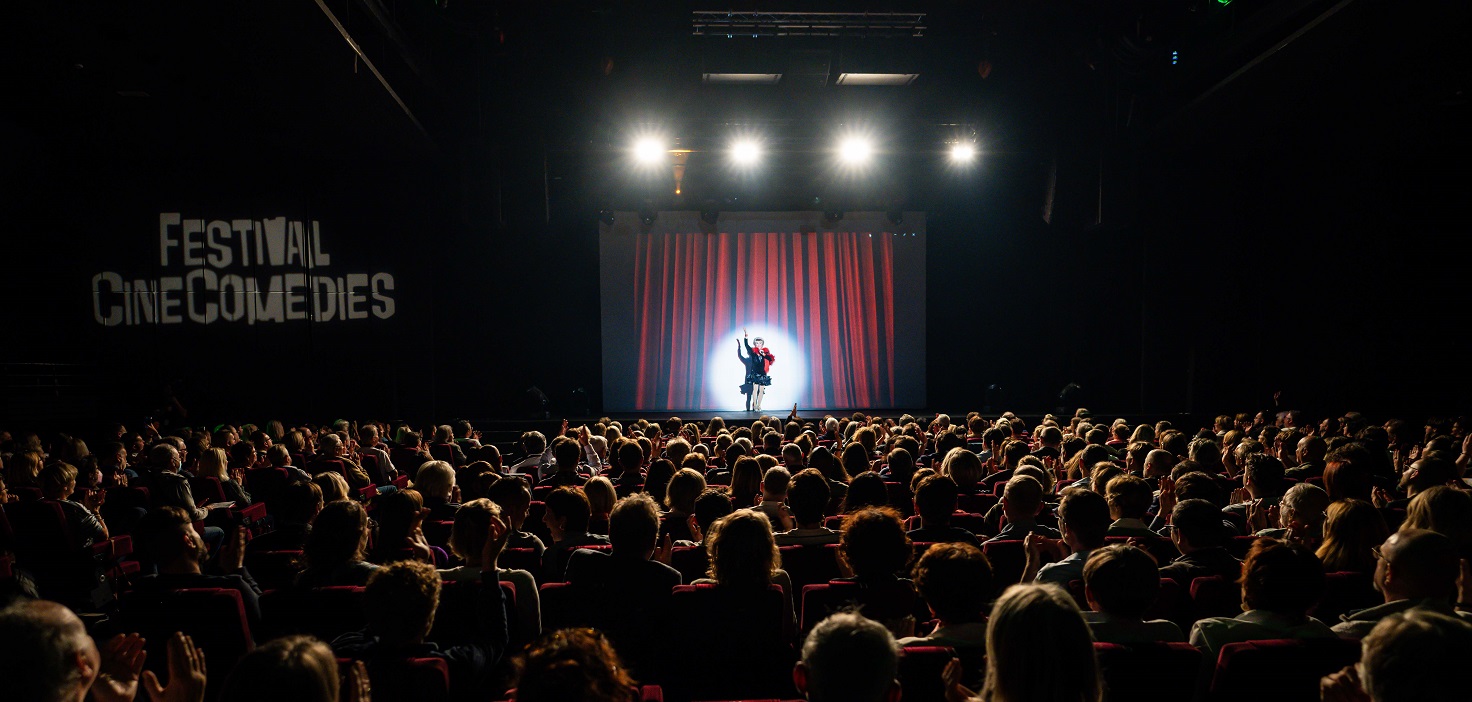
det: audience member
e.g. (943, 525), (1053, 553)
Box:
(1402, 486), (1472, 558)
(540, 487), (610, 581)
(1026, 487), (1110, 587)
(1316, 499), (1390, 573)
(222, 635), (362, 702)
(297, 500), (379, 587)
(776, 468), (840, 545)
(38, 462), (109, 546)
(947, 583), (1101, 702)
(246, 481), (322, 553)
(661, 468), (706, 543)
(486, 475), (546, 556)
(1322, 609), (1472, 702)
(1331, 528), (1471, 638)
(756, 466), (794, 531)
(901, 542), (992, 648)
(795, 612), (901, 702)
(133, 507), (262, 627)
(907, 475), (981, 546)
(1081, 544), (1185, 643)
(1189, 538), (1334, 657)
(984, 475), (1059, 543)
(1159, 498), (1242, 585)
(512, 628), (638, 702)
(415, 460), (461, 521)
(1103, 474), (1155, 537)
(440, 498), (540, 642)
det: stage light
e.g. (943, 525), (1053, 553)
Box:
(633, 138), (666, 164)
(839, 137), (873, 165)
(730, 139), (761, 165)
(949, 143), (977, 163)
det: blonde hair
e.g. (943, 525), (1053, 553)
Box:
(1316, 499), (1389, 573)
(940, 447), (984, 491)
(197, 448), (230, 481)
(414, 460), (456, 500)
(312, 472), (351, 503)
(984, 583), (1102, 702)
(447, 498), (502, 566)
(584, 477), (616, 516)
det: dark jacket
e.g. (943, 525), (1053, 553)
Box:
(1158, 546), (1243, 586)
(132, 569), (263, 629)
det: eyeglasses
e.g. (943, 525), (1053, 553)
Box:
(1371, 545), (1384, 562)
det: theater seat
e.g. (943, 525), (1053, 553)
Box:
(670, 545), (710, 583)
(778, 544), (843, 593)
(258, 586), (366, 642)
(1103, 535), (1179, 565)
(120, 587), (254, 700)
(422, 519), (455, 549)
(539, 582), (584, 631)
(956, 493), (996, 514)
(499, 547), (541, 576)
(1094, 641), (1202, 699)
(800, 580), (921, 636)
(1067, 577), (1184, 624)
(897, 646), (957, 702)
(1209, 638), (1361, 701)
(338, 657), (450, 702)
(666, 584), (796, 701)
(429, 444), (456, 464)
(1189, 576), (1242, 621)
(431, 580), (520, 648)
(1314, 571), (1379, 623)
(981, 539), (1058, 587)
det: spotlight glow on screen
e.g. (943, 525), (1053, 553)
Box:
(704, 328), (807, 412)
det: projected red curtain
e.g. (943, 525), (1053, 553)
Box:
(633, 231), (897, 409)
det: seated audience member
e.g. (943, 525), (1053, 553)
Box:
(0, 600), (205, 702)
(1250, 482), (1331, 548)
(1287, 435), (1328, 480)
(198, 447), (252, 505)
(756, 466), (795, 531)
(946, 583), (1102, 702)
(356, 424), (399, 483)
(900, 542), (993, 648)
(907, 475), (981, 546)
(1379, 455), (1457, 511)
(643, 459), (676, 507)
(566, 493), (682, 655)
(369, 489), (439, 565)
(508, 431), (549, 476)
(1189, 538), (1335, 657)
(5, 449), (43, 490)
(223, 635), (364, 702)
(1142, 449), (1176, 480)
(1081, 544), (1185, 643)
(512, 628), (639, 702)
(486, 476), (546, 556)
(537, 437), (590, 488)
(661, 468), (707, 543)
(795, 612), (902, 702)
(1322, 609), (1472, 702)
(837, 507), (915, 594)
(1227, 454), (1286, 520)
(38, 462), (109, 546)
(247, 481), (323, 553)
(1317, 499), (1390, 573)
(297, 500), (380, 587)
(333, 556), (510, 692)
(976, 442), (1024, 492)
(312, 471), (351, 504)
(1081, 461), (1123, 496)
(431, 424), (468, 467)
(984, 475), (1059, 543)
(584, 476), (616, 534)
(882, 447), (917, 487)
(726, 455), (762, 506)
(1157, 498), (1242, 585)
(415, 460), (461, 522)
(1026, 488), (1110, 587)
(133, 507), (262, 627)
(440, 498), (541, 641)
(267, 445), (314, 484)
(312, 434), (372, 490)
(1401, 486), (1472, 559)
(1332, 528), (1472, 638)
(540, 487), (610, 582)
(695, 509), (796, 628)
(1324, 443), (1376, 502)
(776, 468), (841, 546)
(145, 443), (211, 522)
(689, 488), (734, 545)
(842, 471), (890, 514)
(1102, 474), (1154, 539)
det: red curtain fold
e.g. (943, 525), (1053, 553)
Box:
(632, 231), (898, 410)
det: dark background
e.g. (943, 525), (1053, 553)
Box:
(1, 0), (1468, 429)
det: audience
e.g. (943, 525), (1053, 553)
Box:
(1082, 544), (1185, 643)
(540, 487), (611, 581)
(776, 468), (840, 545)
(440, 498), (541, 642)
(1025, 487), (1110, 587)
(297, 500), (379, 587)
(985, 475), (1058, 543)
(948, 583), (1101, 702)
(1160, 498), (1243, 585)
(222, 635), (358, 702)
(1322, 609), (1472, 702)
(1189, 538), (1333, 657)
(512, 628), (638, 702)
(795, 612), (901, 702)
(1316, 499), (1390, 573)
(1331, 528), (1469, 638)
(901, 542), (992, 648)
(907, 474), (981, 546)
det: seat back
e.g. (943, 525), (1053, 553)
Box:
(778, 544), (843, 593)
(956, 493), (996, 514)
(897, 646), (957, 702)
(423, 520), (455, 549)
(339, 657), (450, 702)
(800, 581), (920, 635)
(430, 579), (520, 648)
(670, 545), (710, 584)
(538, 582), (584, 631)
(120, 587), (254, 699)
(1104, 535), (1180, 564)
(242, 550), (304, 591)
(1314, 571), (1379, 624)
(1190, 576), (1242, 621)
(666, 584), (795, 700)
(258, 586), (366, 642)
(981, 540), (1028, 587)
(1210, 638), (1361, 701)
(429, 444), (456, 464)
(1095, 641), (1202, 699)
(359, 453), (387, 485)
(189, 476), (228, 504)
(500, 547), (541, 576)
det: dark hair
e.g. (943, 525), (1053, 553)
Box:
(839, 507), (912, 579)
(838, 443), (868, 483)
(842, 471), (889, 513)
(608, 493), (660, 556)
(135, 505), (196, 564)
(280, 481), (324, 525)
(913, 542), (993, 623)
(304, 500), (368, 571)
(1172, 499), (1227, 549)
(513, 628), (638, 702)
(221, 635), (339, 702)
(693, 488), (735, 533)
(914, 474), (960, 525)
(1239, 538), (1324, 617)
(1083, 545), (1160, 618)
(644, 459), (676, 506)
(1324, 443), (1375, 501)
(1057, 488), (1110, 549)
(787, 468), (832, 526)
(364, 560), (440, 645)
(545, 487), (592, 534)
(1104, 474), (1152, 520)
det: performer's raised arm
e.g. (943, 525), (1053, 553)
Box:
(737, 339), (748, 361)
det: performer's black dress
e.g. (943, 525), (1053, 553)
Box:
(737, 339), (771, 408)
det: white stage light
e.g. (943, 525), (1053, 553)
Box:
(731, 140), (761, 165)
(839, 137), (873, 165)
(949, 143), (977, 163)
(633, 138), (666, 164)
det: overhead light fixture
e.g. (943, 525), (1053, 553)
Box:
(835, 73), (919, 86)
(949, 143), (978, 163)
(633, 138), (666, 164)
(838, 136), (873, 165)
(702, 73), (782, 85)
(730, 139), (761, 165)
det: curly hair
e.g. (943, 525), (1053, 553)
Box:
(364, 560), (441, 645)
(839, 507), (912, 579)
(705, 509), (781, 589)
(513, 628), (638, 702)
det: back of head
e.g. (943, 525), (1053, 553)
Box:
(844, 471), (889, 513)
(608, 493), (660, 557)
(38, 462), (77, 500)
(762, 466), (792, 496)
(942, 447), (985, 490)
(364, 560), (441, 645)
(1404, 486), (1472, 551)
(280, 481), (325, 525)
(839, 507), (911, 579)
(305, 500), (368, 570)
(985, 583), (1101, 702)
(1002, 475), (1044, 519)
(486, 475), (532, 513)
(1361, 609), (1472, 702)
(799, 612), (900, 702)
(787, 468), (832, 526)
(448, 498), (501, 563)
(665, 468), (707, 513)
(705, 509), (779, 588)
(1104, 474), (1152, 521)
(415, 460), (456, 501)
(1057, 488), (1110, 549)
(135, 505), (197, 565)
(1244, 454), (1286, 495)
(1382, 528), (1459, 601)
(914, 474), (960, 525)
(914, 542), (993, 623)
(1172, 499), (1227, 549)
(221, 635), (339, 702)
(1240, 538), (1324, 617)
(545, 487), (592, 534)
(693, 488), (735, 534)
(1279, 482), (1331, 533)
(1317, 499), (1389, 572)
(1324, 443), (1375, 501)
(1173, 471), (1225, 508)
(0, 599), (92, 702)
(1083, 545), (1160, 619)
(514, 628), (638, 702)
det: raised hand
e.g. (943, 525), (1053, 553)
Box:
(653, 533), (674, 564)
(142, 633), (207, 702)
(92, 633), (147, 702)
(943, 658), (979, 702)
(1319, 665), (1370, 702)
(1246, 499), (1268, 533)
(1231, 487), (1251, 506)
(1372, 486), (1391, 509)
(687, 513), (704, 544)
(1157, 476), (1177, 516)
(482, 514), (511, 571)
(220, 527), (247, 573)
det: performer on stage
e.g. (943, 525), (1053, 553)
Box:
(738, 329), (775, 412)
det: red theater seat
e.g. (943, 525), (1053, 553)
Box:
(120, 587), (254, 700)
(1209, 638), (1361, 701)
(499, 547), (541, 576)
(982, 539), (1058, 587)
(778, 544), (843, 593)
(1314, 571), (1379, 623)
(1103, 535), (1179, 565)
(670, 545), (710, 584)
(897, 646), (957, 702)
(665, 583), (796, 701)
(338, 657), (450, 702)
(429, 444), (456, 464)
(800, 580), (921, 636)
(242, 549), (303, 591)
(1190, 576), (1242, 621)
(1095, 641), (1203, 698)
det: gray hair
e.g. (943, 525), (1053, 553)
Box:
(801, 612), (900, 702)
(1279, 482), (1330, 525)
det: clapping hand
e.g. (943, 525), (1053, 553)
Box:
(1157, 476), (1177, 516)
(1372, 486), (1392, 509)
(943, 658), (979, 702)
(1319, 665), (1370, 702)
(687, 514), (704, 543)
(653, 533), (675, 565)
(92, 633), (147, 702)
(481, 513), (511, 571)
(142, 633), (207, 702)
